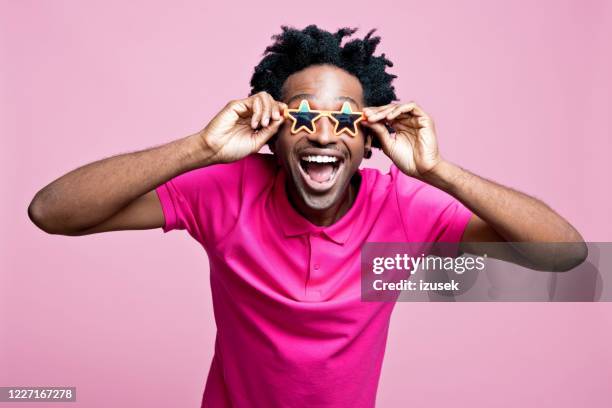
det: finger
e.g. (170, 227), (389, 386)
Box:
(266, 112), (284, 128)
(386, 106), (423, 128)
(392, 122), (419, 133)
(254, 115), (283, 146)
(365, 105), (398, 123)
(266, 94), (283, 121)
(406, 102), (427, 117)
(389, 104), (433, 130)
(382, 102), (428, 121)
(386, 103), (416, 120)
(386, 104), (412, 120)
(251, 97), (262, 129)
(277, 102), (288, 118)
(271, 99), (282, 121)
(260, 93), (272, 127)
(362, 105), (385, 120)
(229, 98), (251, 118)
(393, 115), (422, 129)
(363, 104), (394, 119)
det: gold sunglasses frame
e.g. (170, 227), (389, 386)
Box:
(283, 99), (366, 137)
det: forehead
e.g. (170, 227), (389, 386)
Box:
(281, 64), (364, 108)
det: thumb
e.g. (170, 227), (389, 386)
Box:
(362, 121), (393, 153)
(253, 116), (284, 147)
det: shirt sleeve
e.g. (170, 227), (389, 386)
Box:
(391, 165), (473, 244)
(154, 158), (245, 247)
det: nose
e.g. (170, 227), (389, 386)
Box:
(307, 116), (338, 146)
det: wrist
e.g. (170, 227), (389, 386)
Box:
(419, 159), (462, 192)
(177, 132), (218, 171)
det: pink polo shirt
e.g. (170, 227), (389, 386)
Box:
(155, 153), (472, 407)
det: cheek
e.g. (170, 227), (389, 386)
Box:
(346, 133), (366, 156)
(274, 129), (295, 162)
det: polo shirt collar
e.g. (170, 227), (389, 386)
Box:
(272, 167), (366, 245)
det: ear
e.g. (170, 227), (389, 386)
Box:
(363, 131), (373, 159)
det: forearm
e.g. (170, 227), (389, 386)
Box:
(421, 160), (584, 243)
(28, 133), (211, 234)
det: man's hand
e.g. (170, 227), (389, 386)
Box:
(198, 91), (287, 165)
(361, 101), (585, 269)
(362, 102), (442, 178)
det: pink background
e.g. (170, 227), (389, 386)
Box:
(2, 0), (611, 407)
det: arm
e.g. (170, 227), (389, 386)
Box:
(422, 161), (582, 242)
(28, 135), (209, 235)
(28, 92), (286, 236)
(362, 102), (587, 271)
(422, 160), (587, 270)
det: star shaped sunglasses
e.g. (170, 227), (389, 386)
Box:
(283, 100), (366, 137)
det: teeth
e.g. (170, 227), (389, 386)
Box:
(301, 155), (339, 163)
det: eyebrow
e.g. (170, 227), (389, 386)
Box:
(286, 93), (360, 108)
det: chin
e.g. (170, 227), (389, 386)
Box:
(299, 186), (345, 210)
(290, 163), (351, 211)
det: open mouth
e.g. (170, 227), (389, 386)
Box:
(297, 151), (345, 193)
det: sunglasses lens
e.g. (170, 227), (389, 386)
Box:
(288, 111), (319, 133)
(331, 112), (363, 136)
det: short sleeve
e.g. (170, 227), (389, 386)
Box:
(391, 165), (472, 244)
(155, 158), (245, 246)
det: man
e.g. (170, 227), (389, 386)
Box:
(28, 26), (585, 407)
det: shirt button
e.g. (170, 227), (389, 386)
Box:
(313, 264), (320, 270)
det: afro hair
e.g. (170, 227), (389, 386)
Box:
(249, 25), (398, 149)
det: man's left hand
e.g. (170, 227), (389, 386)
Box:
(362, 102), (442, 178)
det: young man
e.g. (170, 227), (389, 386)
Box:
(28, 26), (585, 407)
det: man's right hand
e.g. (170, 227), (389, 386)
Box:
(197, 91), (287, 165)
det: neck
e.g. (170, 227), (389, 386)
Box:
(287, 174), (360, 227)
